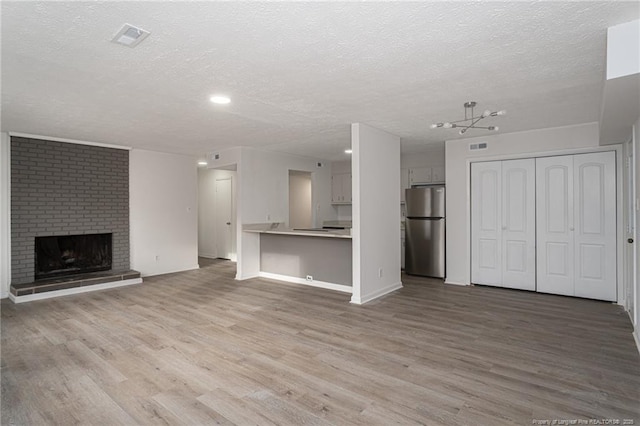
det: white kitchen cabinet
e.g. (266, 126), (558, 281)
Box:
(407, 166), (445, 185)
(331, 173), (352, 204)
(400, 169), (410, 203)
(431, 166), (445, 183)
(409, 167), (432, 185)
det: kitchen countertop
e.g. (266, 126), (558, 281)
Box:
(243, 223), (352, 239)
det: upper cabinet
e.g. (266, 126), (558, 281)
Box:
(407, 166), (445, 186)
(432, 166), (445, 183)
(331, 173), (352, 204)
(409, 167), (431, 185)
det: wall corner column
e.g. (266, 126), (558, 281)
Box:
(1, 132), (11, 298)
(350, 123), (402, 304)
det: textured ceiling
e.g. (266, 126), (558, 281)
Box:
(2, 2), (639, 161)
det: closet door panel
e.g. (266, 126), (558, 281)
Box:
(471, 162), (502, 286)
(536, 156), (575, 296)
(501, 159), (536, 290)
(573, 152), (617, 301)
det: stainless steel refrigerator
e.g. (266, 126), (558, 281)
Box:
(405, 186), (445, 278)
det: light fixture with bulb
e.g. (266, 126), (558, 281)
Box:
(210, 95), (231, 105)
(430, 101), (505, 135)
(345, 149), (352, 154)
(198, 161), (208, 166)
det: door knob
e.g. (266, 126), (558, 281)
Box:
(628, 238), (634, 243)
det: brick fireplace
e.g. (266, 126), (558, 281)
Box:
(10, 137), (130, 285)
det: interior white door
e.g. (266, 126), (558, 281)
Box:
(537, 152), (617, 301)
(536, 155), (575, 296)
(501, 159), (536, 290)
(471, 161), (502, 285)
(215, 177), (232, 260)
(573, 151), (616, 301)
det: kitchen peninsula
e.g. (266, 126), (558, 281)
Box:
(243, 223), (352, 293)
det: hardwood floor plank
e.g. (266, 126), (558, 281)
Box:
(197, 389), (279, 426)
(2, 259), (639, 425)
(153, 389), (233, 425)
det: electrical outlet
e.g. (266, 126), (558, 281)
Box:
(155, 255), (159, 262)
(378, 268), (383, 278)
(306, 275), (313, 281)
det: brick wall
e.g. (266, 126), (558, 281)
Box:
(11, 137), (129, 284)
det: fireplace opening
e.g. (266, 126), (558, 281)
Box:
(35, 233), (112, 281)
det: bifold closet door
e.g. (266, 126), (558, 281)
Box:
(573, 152), (616, 301)
(536, 155), (574, 296)
(501, 159), (536, 290)
(536, 152), (616, 301)
(471, 161), (502, 286)
(471, 159), (535, 290)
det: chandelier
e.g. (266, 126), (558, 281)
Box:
(430, 101), (506, 135)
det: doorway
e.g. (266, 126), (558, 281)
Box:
(197, 167), (236, 262)
(289, 170), (312, 229)
(215, 177), (233, 260)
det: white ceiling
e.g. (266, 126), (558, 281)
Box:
(2, 2), (639, 162)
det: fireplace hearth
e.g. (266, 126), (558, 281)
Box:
(35, 233), (112, 280)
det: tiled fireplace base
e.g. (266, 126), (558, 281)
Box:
(9, 270), (142, 303)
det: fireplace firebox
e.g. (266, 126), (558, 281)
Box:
(35, 233), (113, 280)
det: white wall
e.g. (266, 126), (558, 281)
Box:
(401, 144), (445, 169)
(331, 160), (351, 175)
(238, 148), (334, 226)
(208, 147), (336, 279)
(0, 132), (10, 298)
(607, 20), (640, 80)
(198, 167), (237, 260)
(130, 149), (199, 277)
(445, 122), (601, 286)
(351, 123), (402, 304)
(288, 171), (312, 229)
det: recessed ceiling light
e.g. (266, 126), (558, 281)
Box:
(198, 161), (208, 166)
(210, 95), (231, 105)
(111, 24), (150, 48)
(345, 149), (353, 154)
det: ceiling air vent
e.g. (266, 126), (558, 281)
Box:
(469, 142), (488, 151)
(111, 24), (150, 48)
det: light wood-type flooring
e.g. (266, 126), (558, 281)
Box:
(2, 258), (639, 425)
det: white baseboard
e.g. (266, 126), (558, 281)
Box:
(236, 272), (259, 280)
(351, 281), (403, 305)
(141, 264), (200, 277)
(258, 272), (352, 294)
(444, 278), (468, 286)
(198, 253), (217, 260)
(9, 278), (143, 303)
